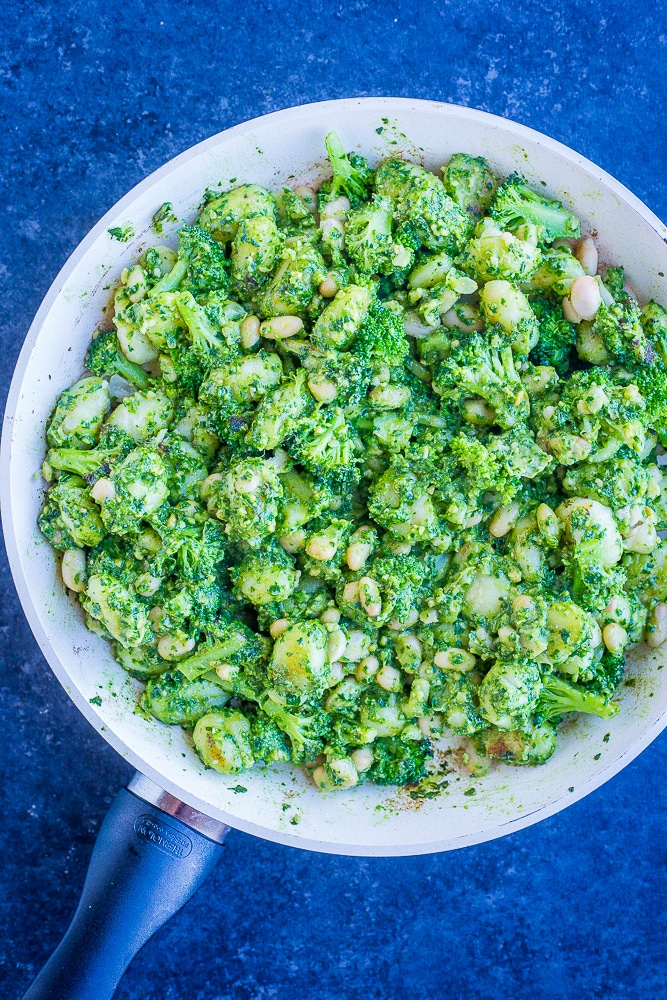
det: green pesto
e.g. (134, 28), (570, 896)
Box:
(38, 132), (667, 791)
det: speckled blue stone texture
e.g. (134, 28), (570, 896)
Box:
(2, 2), (667, 998)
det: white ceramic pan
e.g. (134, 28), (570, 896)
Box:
(3, 98), (667, 999)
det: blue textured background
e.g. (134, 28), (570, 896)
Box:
(2, 3), (667, 998)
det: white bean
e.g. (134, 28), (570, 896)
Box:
(308, 377), (338, 403)
(350, 747), (374, 772)
(574, 236), (598, 276)
(434, 648), (477, 672)
(359, 577), (382, 617)
(343, 581), (361, 604)
(260, 315), (304, 340)
(157, 634), (196, 660)
(327, 628), (347, 663)
(319, 276), (339, 298)
(562, 295), (582, 324)
(647, 603), (667, 648)
(489, 502), (520, 538)
(279, 529), (307, 553)
(376, 665), (402, 691)
(240, 315), (261, 350)
(306, 534), (338, 562)
(346, 538), (373, 571)
(569, 275), (602, 322)
(90, 477), (116, 502)
(61, 548), (86, 592)
(602, 623), (628, 654)
(320, 196), (350, 219)
(294, 185), (317, 212)
(355, 655), (380, 681)
(320, 607), (341, 625)
(270, 618), (290, 639)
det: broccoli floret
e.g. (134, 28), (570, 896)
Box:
(250, 712), (291, 763)
(367, 736), (432, 786)
(261, 698), (333, 763)
(375, 157), (471, 253)
(356, 299), (409, 367)
(344, 195), (395, 274)
(304, 350), (373, 408)
(536, 675), (619, 721)
(530, 297), (577, 375)
(175, 290), (240, 362)
(86, 329), (151, 390)
(38, 473), (107, 550)
(320, 131), (374, 208)
(177, 225), (230, 294)
(490, 174), (581, 243)
(287, 406), (360, 490)
(592, 295), (650, 365)
(478, 657), (542, 730)
(458, 222), (542, 283)
(442, 153), (498, 220)
(433, 336), (529, 429)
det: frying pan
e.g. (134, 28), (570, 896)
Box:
(3, 98), (667, 999)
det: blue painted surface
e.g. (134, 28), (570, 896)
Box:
(2, 2), (667, 997)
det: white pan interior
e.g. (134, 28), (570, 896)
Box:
(3, 98), (667, 856)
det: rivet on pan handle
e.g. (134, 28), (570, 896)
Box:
(22, 773), (229, 1000)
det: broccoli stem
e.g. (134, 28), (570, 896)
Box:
(46, 448), (100, 477)
(113, 353), (151, 390)
(179, 633), (249, 681)
(149, 258), (188, 295)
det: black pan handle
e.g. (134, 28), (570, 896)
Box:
(23, 773), (229, 1000)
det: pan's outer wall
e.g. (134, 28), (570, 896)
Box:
(3, 97), (667, 856)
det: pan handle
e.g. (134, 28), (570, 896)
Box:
(23, 774), (229, 1000)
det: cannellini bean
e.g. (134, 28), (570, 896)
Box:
(434, 647), (477, 672)
(157, 634), (196, 660)
(260, 315), (304, 340)
(461, 398), (495, 425)
(320, 196), (350, 219)
(350, 747), (374, 772)
(327, 628), (347, 663)
(489, 502), (520, 538)
(319, 275), (339, 298)
(320, 607), (341, 625)
(346, 528), (375, 571)
(575, 236), (598, 276)
(328, 661), (345, 685)
(368, 384), (411, 409)
(279, 529), (307, 553)
(384, 540), (412, 556)
(240, 315), (261, 350)
(270, 618), (290, 639)
(215, 662), (238, 682)
(319, 217), (345, 240)
(134, 573), (163, 597)
(376, 665), (402, 691)
(344, 630), (371, 663)
(355, 655), (380, 681)
(562, 296), (582, 324)
(646, 603), (667, 648)
(603, 623), (628, 654)
(513, 594), (536, 614)
(61, 548), (86, 593)
(306, 534), (338, 561)
(235, 470), (262, 494)
(308, 376), (338, 403)
(569, 275), (602, 322)
(359, 577), (382, 617)
(343, 581), (361, 604)
(294, 185), (317, 212)
(90, 477), (116, 502)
